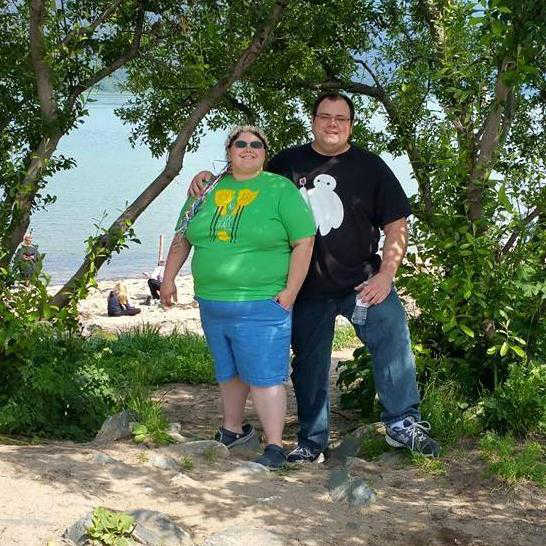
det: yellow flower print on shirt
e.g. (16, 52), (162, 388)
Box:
(214, 189), (235, 216)
(210, 187), (260, 243)
(233, 189), (259, 215)
(217, 230), (231, 242)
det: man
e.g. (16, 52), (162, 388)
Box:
(13, 233), (43, 281)
(190, 93), (439, 460)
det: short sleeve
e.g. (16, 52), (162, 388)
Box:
(174, 196), (196, 233)
(277, 181), (316, 243)
(372, 156), (411, 227)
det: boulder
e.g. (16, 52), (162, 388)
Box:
(63, 508), (193, 545)
(93, 410), (135, 444)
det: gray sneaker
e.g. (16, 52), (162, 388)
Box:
(385, 417), (440, 457)
(215, 424), (256, 448)
(286, 445), (325, 463)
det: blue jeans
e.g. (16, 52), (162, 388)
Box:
(291, 288), (420, 452)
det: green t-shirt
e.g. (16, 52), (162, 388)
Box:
(175, 171), (316, 301)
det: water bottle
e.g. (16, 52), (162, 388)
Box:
(351, 296), (370, 325)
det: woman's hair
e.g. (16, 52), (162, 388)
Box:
(224, 125), (269, 172)
(114, 281), (128, 305)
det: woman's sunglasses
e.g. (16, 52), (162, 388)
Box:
(233, 139), (265, 149)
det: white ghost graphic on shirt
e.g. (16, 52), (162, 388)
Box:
(300, 174), (344, 236)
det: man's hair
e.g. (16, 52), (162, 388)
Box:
(312, 93), (355, 123)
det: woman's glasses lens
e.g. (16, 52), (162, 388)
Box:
(234, 139), (264, 149)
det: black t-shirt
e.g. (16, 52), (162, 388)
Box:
(267, 143), (411, 298)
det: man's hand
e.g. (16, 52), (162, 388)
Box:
(160, 280), (178, 308)
(354, 271), (393, 305)
(188, 170), (213, 197)
(275, 288), (298, 310)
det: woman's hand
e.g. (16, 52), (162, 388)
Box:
(188, 171), (213, 197)
(275, 288), (298, 310)
(160, 279), (178, 308)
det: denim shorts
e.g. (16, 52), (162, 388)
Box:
(197, 297), (292, 387)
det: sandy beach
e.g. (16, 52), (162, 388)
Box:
(51, 274), (204, 336)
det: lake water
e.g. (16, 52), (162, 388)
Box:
(30, 93), (416, 284)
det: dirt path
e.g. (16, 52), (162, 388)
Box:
(0, 351), (544, 545)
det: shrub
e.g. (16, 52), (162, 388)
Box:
(336, 346), (380, 420)
(332, 324), (359, 350)
(479, 361), (546, 436)
(479, 432), (545, 487)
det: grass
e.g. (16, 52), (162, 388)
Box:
(358, 432), (392, 460)
(419, 379), (481, 449)
(203, 446), (218, 464)
(332, 324), (360, 350)
(409, 453), (447, 476)
(479, 432), (545, 487)
(180, 456), (194, 471)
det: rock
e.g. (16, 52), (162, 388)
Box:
(327, 468), (376, 507)
(225, 461), (270, 478)
(203, 526), (285, 545)
(63, 508), (193, 545)
(377, 450), (406, 466)
(168, 422), (182, 434)
(129, 509), (193, 545)
(170, 473), (200, 488)
(93, 453), (118, 465)
(149, 453), (180, 472)
(62, 512), (93, 545)
(165, 440), (230, 460)
(170, 433), (189, 444)
(345, 456), (382, 476)
(329, 435), (361, 462)
(93, 410), (135, 444)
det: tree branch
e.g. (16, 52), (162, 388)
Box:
(468, 59), (515, 222)
(498, 207), (540, 259)
(65, 6), (146, 112)
(53, 0), (289, 308)
(61, 0), (125, 47)
(224, 93), (258, 124)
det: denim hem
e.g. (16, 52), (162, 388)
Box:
(382, 411), (421, 427)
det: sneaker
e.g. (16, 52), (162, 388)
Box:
(254, 444), (287, 469)
(286, 445), (325, 463)
(385, 416), (441, 457)
(215, 424), (256, 448)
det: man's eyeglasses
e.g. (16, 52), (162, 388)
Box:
(233, 139), (265, 149)
(315, 113), (351, 124)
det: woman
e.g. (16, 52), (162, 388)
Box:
(160, 126), (315, 468)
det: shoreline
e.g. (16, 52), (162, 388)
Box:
(56, 274), (204, 336)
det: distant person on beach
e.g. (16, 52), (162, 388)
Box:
(160, 125), (315, 469)
(107, 281), (141, 317)
(13, 233), (44, 282)
(144, 259), (165, 305)
(189, 93), (440, 461)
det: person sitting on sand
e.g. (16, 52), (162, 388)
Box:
(144, 259), (165, 304)
(107, 281), (141, 317)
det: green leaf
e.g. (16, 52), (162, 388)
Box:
(510, 345), (526, 358)
(500, 342), (509, 357)
(497, 185), (513, 212)
(460, 325), (475, 338)
(487, 346), (497, 355)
